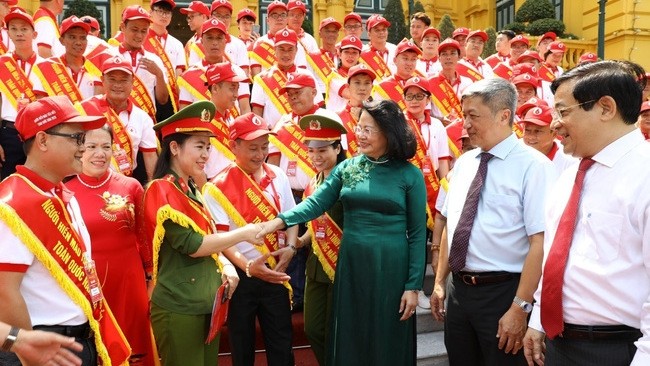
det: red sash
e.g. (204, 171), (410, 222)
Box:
(375, 78), (407, 111)
(538, 64), (556, 83)
(0, 55), (37, 108)
(0, 37), (8, 55)
(456, 61), (484, 82)
(493, 62), (513, 80)
(83, 43), (111, 79)
(143, 175), (214, 283)
(34, 8), (60, 39)
(305, 49), (334, 84)
(303, 177), (341, 281)
(405, 117), (440, 230)
(445, 120), (464, 159)
(0, 175), (130, 366)
(269, 119), (316, 179)
(144, 33), (179, 113)
(32, 58), (84, 103)
(130, 74), (157, 122)
(337, 107), (360, 158)
(210, 115), (235, 161)
(250, 39), (276, 69)
(178, 65), (240, 118)
(359, 49), (392, 81)
(429, 76), (463, 118)
(254, 67), (292, 116)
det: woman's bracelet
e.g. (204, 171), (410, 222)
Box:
(245, 260), (253, 278)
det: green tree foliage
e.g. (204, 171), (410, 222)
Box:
(504, 22), (527, 34)
(482, 27), (497, 59)
(63, 0), (104, 37)
(412, 1), (425, 15)
(515, 0), (555, 23)
(526, 18), (565, 36)
(383, 0), (408, 44)
(437, 14), (456, 41)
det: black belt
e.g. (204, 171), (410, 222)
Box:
(561, 323), (642, 342)
(454, 271), (520, 286)
(1, 120), (15, 129)
(33, 322), (93, 339)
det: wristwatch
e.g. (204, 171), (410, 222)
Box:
(513, 296), (533, 313)
(1, 327), (19, 352)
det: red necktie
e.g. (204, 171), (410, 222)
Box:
(541, 158), (596, 339)
(448, 152), (493, 273)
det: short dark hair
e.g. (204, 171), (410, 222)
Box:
(238, 15), (255, 23)
(551, 60), (646, 125)
(361, 100), (416, 161)
(410, 12), (431, 27)
(497, 29), (516, 40)
(151, 2), (173, 11)
(153, 133), (193, 180)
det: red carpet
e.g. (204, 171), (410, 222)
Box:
(217, 311), (318, 365)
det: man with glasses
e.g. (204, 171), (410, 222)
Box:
(181, 1), (210, 62)
(0, 96), (132, 366)
(409, 12), (430, 49)
(149, 0), (186, 79)
(342, 13), (363, 39)
(206, 0), (250, 78)
(457, 29), (493, 81)
(524, 60), (650, 366)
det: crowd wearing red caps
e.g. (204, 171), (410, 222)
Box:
(0, 3), (648, 366)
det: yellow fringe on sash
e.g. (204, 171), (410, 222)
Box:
(306, 221), (336, 282)
(0, 204), (129, 366)
(268, 134), (316, 180)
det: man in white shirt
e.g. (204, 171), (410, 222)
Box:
(523, 61), (650, 366)
(431, 78), (555, 365)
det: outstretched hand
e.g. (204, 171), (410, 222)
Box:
(248, 253), (291, 284)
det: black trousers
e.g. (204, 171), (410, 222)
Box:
(546, 336), (638, 366)
(227, 267), (294, 366)
(445, 274), (526, 366)
(0, 121), (25, 180)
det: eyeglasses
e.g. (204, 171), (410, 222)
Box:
(268, 13), (287, 20)
(45, 131), (86, 146)
(152, 8), (172, 16)
(551, 99), (597, 120)
(405, 93), (428, 101)
(353, 125), (380, 136)
(344, 24), (362, 30)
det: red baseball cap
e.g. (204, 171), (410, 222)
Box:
(180, 1), (210, 17)
(403, 76), (430, 95)
(281, 70), (316, 93)
(101, 55), (134, 75)
(155, 101), (218, 139)
(548, 41), (566, 53)
(267, 0), (288, 14)
(287, 0), (307, 13)
(16, 96), (106, 141)
(578, 52), (598, 64)
(512, 73), (539, 89)
(299, 109), (347, 148)
(5, 8), (34, 28)
(151, 0), (176, 8)
(274, 28), (298, 47)
(344, 13), (362, 25)
(467, 30), (488, 42)
(516, 50), (543, 64)
(319, 17), (341, 31)
(201, 18), (230, 41)
(60, 16), (90, 36)
(206, 62), (249, 85)
(510, 35), (529, 46)
(1, 0), (18, 5)
(80, 16), (100, 31)
(210, 0), (232, 13)
(347, 64), (376, 83)
(422, 27), (441, 40)
(122, 5), (152, 22)
(641, 101), (650, 113)
(395, 38), (422, 56)
(452, 27), (469, 39)
(516, 97), (548, 117)
(340, 35), (362, 51)
(521, 105), (553, 126)
(512, 63), (537, 77)
(539, 32), (557, 42)
(438, 38), (461, 53)
(230, 112), (275, 140)
(237, 8), (256, 21)
(366, 14), (390, 31)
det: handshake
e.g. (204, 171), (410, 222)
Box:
(240, 218), (287, 247)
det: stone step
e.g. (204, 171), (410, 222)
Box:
(416, 331), (449, 366)
(423, 265), (435, 296)
(416, 305), (444, 333)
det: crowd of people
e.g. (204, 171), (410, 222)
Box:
(0, 0), (648, 366)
